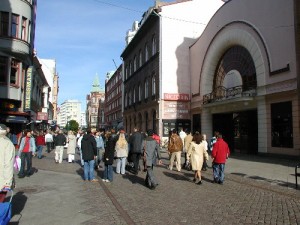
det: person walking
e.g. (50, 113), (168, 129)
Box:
(129, 128), (143, 175)
(45, 130), (53, 153)
(102, 129), (117, 182)
(67, 130), (76, 163)
(36, 131), (45, 159)
(115, 132), (128, 175)
(168, 129), (183, 172)
(18, 130), (36, 178)
(187, 132), (208, 185)
(81, 129), (98, 182)
(142, 129), (162, 190)
(54, 130), (66, 164)
(211, 133), (230, 185)
(95, 130), (104, 169)
(201, 134), (209, 171)
(77, 131), (84, 167)
(0, 124), (15, 202)
(183, 129), (193, 168)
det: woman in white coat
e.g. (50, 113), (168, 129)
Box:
(67, 131), (77, 163)
(187, 132), (208, 185)
(115, 132), (128, 175)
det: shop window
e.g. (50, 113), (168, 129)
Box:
(271, 101), (293, 148)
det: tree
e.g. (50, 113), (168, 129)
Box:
(68, 120), (79, 132)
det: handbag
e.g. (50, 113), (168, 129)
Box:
(13, 156), (21, 172)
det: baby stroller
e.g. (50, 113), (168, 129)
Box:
(0, 189), (13, 225)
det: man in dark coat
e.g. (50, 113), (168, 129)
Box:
(129, 128), (144, 175)
(142, 129), (162, 190)
(81, 129), (97, 182)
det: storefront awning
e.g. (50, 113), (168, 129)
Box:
(5, 115), (28, 124)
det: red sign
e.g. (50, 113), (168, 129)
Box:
(164, 93), (190, 101)
(37, 112), (48, 120)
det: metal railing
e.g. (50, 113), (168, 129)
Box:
(203, 86), (256, 104)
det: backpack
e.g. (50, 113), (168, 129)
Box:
(168, 135), (183, 153)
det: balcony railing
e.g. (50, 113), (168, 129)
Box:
(203, 85), (256, 105)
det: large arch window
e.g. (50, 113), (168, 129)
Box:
(214, 45), (257, 92)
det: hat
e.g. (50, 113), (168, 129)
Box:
(147, 129), (154, 136)
(119, 130), (125, 133)
(0, 124), (7, 130)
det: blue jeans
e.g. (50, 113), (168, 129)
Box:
(213, 163), (225, 183)
(84, 160), (95, 181)
(103, 164), (113, 181)
(37, 145), (43, 159)
(116, 157), (126, 174)
(19, 152), (32, 176)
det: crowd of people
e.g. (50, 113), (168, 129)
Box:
(0, 124), (231, 203)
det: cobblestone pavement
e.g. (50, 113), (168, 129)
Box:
(10, 148), (300, 225)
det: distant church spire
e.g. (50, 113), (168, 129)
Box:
(91, 73), (104, 93)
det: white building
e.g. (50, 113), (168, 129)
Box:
(80, 112), (87, 128)
(58, 100), (82, 128)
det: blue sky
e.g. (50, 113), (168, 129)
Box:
(35, 0), (172, 111)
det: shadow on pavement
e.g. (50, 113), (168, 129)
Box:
(10, 191), (27, 224)
(163, 171), (190, 181)
(122, 173), (145, 186)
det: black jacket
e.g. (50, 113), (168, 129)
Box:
(104, 134), (117, 165)
(129, 131), (144, 153)
(81, 134), (97, 161)
(55, 133), (66, 146)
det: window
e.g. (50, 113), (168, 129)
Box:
(129, 61), (132, 76)
(139, 50), (142, 67)
(11, 14), (19, 38)
(133, 55), (137, 72)
(152, 76), (156, 95)
(271, 101), (293, 148)
(144, 79), (149, 99)
(133, 87), (136, 103)
(138, 84), (141, 101)
(145, 43), (149, 62)
(21, 17), (27, 40)
(10, 59), (19, 85)
(124, 93), (128, 107)
(125, 65), (128, 80)
(0, 12), (9, 36)
(152, 35), (157, 55)
(0, 56), (7, 83)
(128, 90), (132, 105)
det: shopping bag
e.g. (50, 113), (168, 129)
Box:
(13, 155), (21, 172)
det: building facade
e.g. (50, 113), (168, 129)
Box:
(57, 100), (81, 128)
(104, 68), (123, 130)
(0, 0), (37, 133)
(190, 0), (300, 156)
(86, 74), (105, 129)
(121, 0), (223, 138)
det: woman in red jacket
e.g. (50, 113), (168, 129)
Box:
(36, 131), (46, 159)
(211, 133), (230, 185)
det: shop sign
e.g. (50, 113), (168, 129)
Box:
(163, 101), (190, 119)
(37, 112), (48, 120)
(164, 93), (190, 101)
(24, 67), (33, 110)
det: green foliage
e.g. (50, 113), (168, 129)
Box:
(68, 120), (79, 132)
